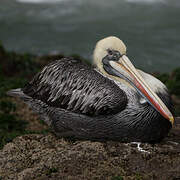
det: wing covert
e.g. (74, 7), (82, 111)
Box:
(23, 58), (127, 116)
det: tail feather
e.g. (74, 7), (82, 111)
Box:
(7, 88), (23, 97)
(6, 88), (30, 100)
(7, 88), (52, 126)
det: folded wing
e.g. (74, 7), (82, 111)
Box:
(23, 58), (127, 116)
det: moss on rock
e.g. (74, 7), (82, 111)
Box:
(0, 118), (180, 180)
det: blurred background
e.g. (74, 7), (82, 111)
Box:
(0, 0), (180, 72)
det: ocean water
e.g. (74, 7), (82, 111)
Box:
(0, 0), (180, 72)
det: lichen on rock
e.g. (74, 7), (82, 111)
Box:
(0, 118), (180, 180)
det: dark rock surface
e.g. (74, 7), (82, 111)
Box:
(0, 118), (180, 180)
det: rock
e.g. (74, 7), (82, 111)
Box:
(0, 118), (180, 180)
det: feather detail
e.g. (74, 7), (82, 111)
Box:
(22, 58), (127, 116)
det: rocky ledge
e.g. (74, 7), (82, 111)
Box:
(0, 118), (180, 180)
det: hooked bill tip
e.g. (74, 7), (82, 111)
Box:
(169, 116), (174, 125)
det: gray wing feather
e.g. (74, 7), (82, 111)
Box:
(23, 58), (127, 116)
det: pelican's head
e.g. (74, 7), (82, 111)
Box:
(93, 36), (174, 125)
(93, 36), (126, 73)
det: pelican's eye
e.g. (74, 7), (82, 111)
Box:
(107, 49), (113, 55)
(107, 49), (121, 61)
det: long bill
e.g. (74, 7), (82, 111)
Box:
(109, 55), (174, 125)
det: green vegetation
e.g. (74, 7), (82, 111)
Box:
(156, 68), (180, 116)
(46, 167), (58, 177)
(0, 80), (28, 148)
(135, 173), (143, 180)
(0, 42), (40, 149)
(156, 68), (180, 96)
(0, 42), (179, 149)
(111, 176), (124, 180)
(0, 46), (30, 148)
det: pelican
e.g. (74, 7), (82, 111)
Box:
(7, 36), (174, 143)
